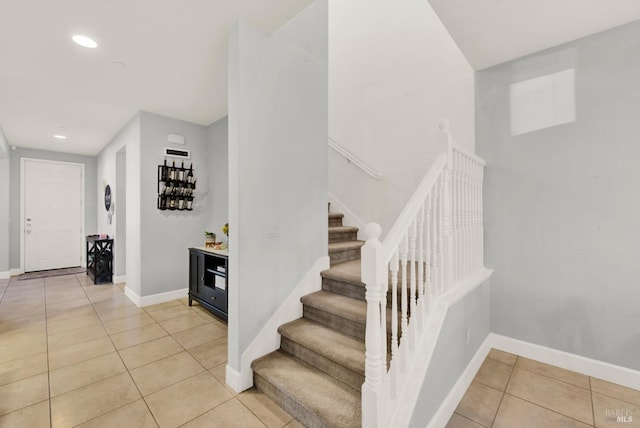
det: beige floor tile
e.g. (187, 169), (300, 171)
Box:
(50, 352), (127, 397)
(592, 392), (640, 427)
(47, 304), (96, 321)
(96, 305), (145, 322)
(0, 373), (49, 416)
(473, 357), (514, 391)
(103, 313), (156, 335)
(592, 377), (640, 407)
(182, 397), (266, 428)
(0, 336), (47, 365)
(130, 351), (205, 396)
(494, 394), (591, 428)
(0, 303), (45, 320)
(0, 399), (50, 428)
(91, 296), (137, 311)
(110, 323), (167, 350)
(506, 368), (593, 425)
(446, 413), (485, 428)
(284, 420), (305, 428)
(172, 323), (227, 349)
(76, 398), (158, 428)
(144, 300), (182, 312)
(238, 389), (294, 428)
(0, 312), (46, 333)
(159, 313), (211, 334)
(487, 348), (518, 366)
(50, 372), (140, 428)
(516, 357), (590, 389)
(454, 381), (503, 426)
(177, 297), (190, 306)
(45, 292), (88, 305)
(118, 335), (184, 370)
(145, 373), (233, 428)
(46, 313), (103, 335)
(209, 364), (238, 397)
(48, 335), (116, 370)
(0, 324), (46, 346)
(0, 352), (48, 386)
(188, 336), (227, 369)
(48, 324), (108, 351)
(147, 305), (194, 323)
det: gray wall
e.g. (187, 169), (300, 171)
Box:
(115, 149), (127, 276)
(206, 116), (229, 237)
(139, 111), (210, 296)
(9, 147), (97, 270)
(409, 280), (491, 427)
(477, 21), (640, 370)
(228, 0), (327, 369)
(0, 127), (9, 273)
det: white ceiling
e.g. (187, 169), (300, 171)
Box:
(2, 1), (640, 156)
(428, 0), (640, 71)
(0, 0), (312, 155)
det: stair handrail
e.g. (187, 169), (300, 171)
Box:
(328, 138), (383, 180)
(361, 122), (487, 427)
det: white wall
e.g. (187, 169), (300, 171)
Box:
(0, 127), (9, 275)
(97, 114), (141, 294)
(227, 0), (327, 372)
(206, 116), (229, 236)
(328, 0), (475, 236)
(139, 111), (210, 297)
(477, 20), (640, 371)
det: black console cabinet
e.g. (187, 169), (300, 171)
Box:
(188, 247), (228, 321)
(86, 237), (113, 284)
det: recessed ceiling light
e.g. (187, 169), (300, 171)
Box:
(72, 34), (98, 49)
(53, 134), (67, 140)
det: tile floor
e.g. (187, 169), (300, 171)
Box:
(0, 274), (303, 428)
(447, 348), (640, 428)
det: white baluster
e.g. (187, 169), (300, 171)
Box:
(362, 223), (385, 428)
(408, 219), (417, 349)
(399, 232), (409, 370)
(417, 204), (425, 329)
(425, 194), (433, 311)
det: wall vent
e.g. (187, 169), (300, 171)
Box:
(163, 147), (190, 159)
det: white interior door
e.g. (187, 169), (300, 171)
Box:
(24, 159), (83, 272)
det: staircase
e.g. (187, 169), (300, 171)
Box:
(251, 212), (366, 428)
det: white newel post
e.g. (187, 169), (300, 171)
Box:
(362, 223), (387, 428)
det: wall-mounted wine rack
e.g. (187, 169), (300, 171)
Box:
(157, 160), (196, 211)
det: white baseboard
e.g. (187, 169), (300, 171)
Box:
(124, 286), (188, 308)
(427, 337), (493, 428)
(0, 271), (9, 280)
(10, 268), (23, 277)
(112, 275), (126, 285)
(427, 332), (640, 427)
(232, 256), (330, 393)
(489, 333), (640, 391)
(226, 364), (243, 393)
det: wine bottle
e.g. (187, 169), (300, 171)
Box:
(187, 163), (193, 184)
(178, 161), (185, 181)
(161, 159), (168, 181)
(170, 160), (176, 180)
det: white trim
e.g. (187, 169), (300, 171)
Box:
(489, 333), (640, 391)
(389, 268), (493, 428)
(112, 275), (126, 285)
(427, 337), (493, 428)
(124, 286), (188, 308)
(427, 332), (640, 427)
(328, 192), (366, 240)
(225, 364), (243, 393)
(10, 268), (23, 276)
(0, 271), (9, 280)
(328, 138), (382, 180)
(20, 158), (85, 273)
(230, 256), (330, 393)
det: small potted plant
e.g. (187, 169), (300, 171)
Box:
(204, 231), (216, 248)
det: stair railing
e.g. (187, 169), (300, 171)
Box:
(361, 122), (486, 427)
(329, 138), (383, 180)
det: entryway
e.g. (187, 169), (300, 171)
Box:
(21, 158), (84, 272)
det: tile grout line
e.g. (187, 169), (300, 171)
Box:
(488, 355), (518, 427)
(590, 376), (596, 427)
